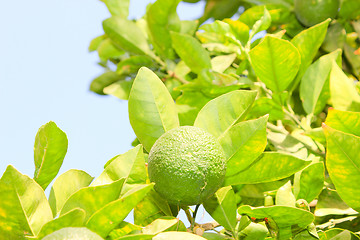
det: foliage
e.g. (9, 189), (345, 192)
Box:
(2, 0), (360, 239)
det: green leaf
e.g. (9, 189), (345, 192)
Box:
(49, 169), (93, 217)
(344, 43), (360, 79)
(112, 234), (154, 240)
(329, 63), (360, 111)
(315, 188), (357, 217)
(116, 56), (154, 76)
(318, 228), (360, 240)
(339, 0), (360, 20)
(128, 67), (179, 152)
(89, 35), (106, 52)
(203, 186), (237, 232)
(107, 221), (142, 239)
(290, 19), (330, 91)
(60, 178), (125, 221)
(194, 90), (257, 138)
(300, 49), (342, 115)
(134, 189), (173, 226)
(220, 115), (268, 178)
(0, 181), (32, 238)
(293, 162), (325, 203)
(223, 19), (250, 46)
(143, 217), (186, 234)
(224, 152), (310, 185)
(202, 232), (229, 240)
(42, 227), (103, 240)
(147, 0), (181, 59)
(102, 0), (129, 18)
(249, 36), (301, 92)
(86, 184), (154, 237)
(211, 54), (236, 73)
(238, 205), (314, 238)
(103, 17), (153, 57)
(322, 22), (346, 53)
(97, 38), (124, 61)
(90, 71), (122, 95)
(103, 80), (133, 100)
(1, 165), (53, 236)
(275, 181), (296, 207)
(34, 121), (68, 190)
(153, 231), (207, 240)
(323, 125), (360, 212)
(238, 222), (268, 240)
(37, 208), (86, 239)
(170, 31), (212, 74)
(92, 145), (146, 186)
(248, 7), (271, 41)
(325, 109), (360, 137)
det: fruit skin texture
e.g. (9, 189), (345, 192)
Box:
(148, 126), (226, 206)
(294, 0), (339, 27)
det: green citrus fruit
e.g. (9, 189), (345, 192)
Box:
(294, 0), (339, 27)
(148, 126), (226, 206)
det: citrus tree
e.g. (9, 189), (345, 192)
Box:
(1, 0), (360, 239)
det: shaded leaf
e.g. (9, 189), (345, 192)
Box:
(116, 56), (154, 76)
(128, 67), (179, 152)
(194, 90), (257, 138)
(97, 38), (124, 61)
(87, 184), (154, 237)
(49, 169), (93, 217)
(1, 165), (53, 236)
(89, 35), (106, 52)
(90, 71), (122, 95)
(249, 36), (301, 92)
(34, 121), (68, 190)
(171, 31), (212, 74)
(107, 221), (142, 240)
(323, 125), (360, 212)
(224, 152), (310, 185)
(203, 186), (237, 232)
(322, 22), (346, 53)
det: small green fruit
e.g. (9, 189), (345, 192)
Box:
(294, 0), (339, 27)
(148, 126), (226, 206)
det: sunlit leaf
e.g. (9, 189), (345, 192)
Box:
(37, 208), (86, 239)
(323, 125), (360, 212)
(171, 32), (212, 74)
(194, 90), (257, 138)
(92, 145), (146, 186)
(153, 231), (207, 240)
(220, 115), (268, 178)
(34, 121), (68, 190)
(1, 165), (53, 235)
(49, 169), (93, 217)
(275, 181), (296, 207)
(325, 109), (360, 137)
(60, 179), (125, 221)
(42, 227), (103, 240)
(143, 217), (186, 234)
(128, 67), (179, 152)
(249, 36), (301, 93)
(87, 184), (154, 237)
(224, 152), (310, 185)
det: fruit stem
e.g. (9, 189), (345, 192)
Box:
(192, 204), (200, 227)
(184, 208), (194, 227)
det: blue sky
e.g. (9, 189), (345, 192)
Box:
(0, 0), (204, 178)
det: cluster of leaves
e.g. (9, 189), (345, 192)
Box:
(2, 0), (360, 239)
